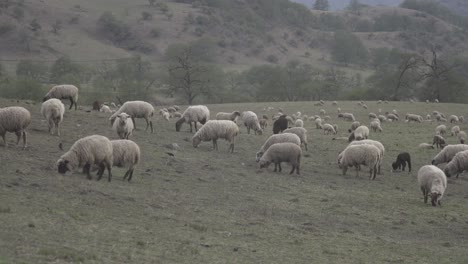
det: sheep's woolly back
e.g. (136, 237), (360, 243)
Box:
(449, 115), (459, 123)
(256, 133), (301, 161)
(419, 143), (434, 149)
(435, 125), (447, 135)
(354, 125), (369, 140)
(283, 127), (308, 150)
(44, 84), (79, 102)
(444, 150), (468, 177)
(348, 139), (385, 161)
(260, 142), (302, 164)
(242, 111), (262, 133)
(323, 123), (336, 134)
(432, 144), (468, 165)
(339, 144), (380, 171)
(342, 113), (355, 121)
(406, 114), (423, 123)
(216, 111), (240, 121)
(192, 120), (239, 144)
(111, 140), (140, 169)
(370, 120), (382, 132)
(294, 119), (304, 127)
(41, 99), (65, 135)
(58, 135), (113, 171)
(110, 101), (154, 123)
(417, 165), (447, 204)
(0, 106), (31, 134)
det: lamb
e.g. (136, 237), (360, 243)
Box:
(242, 111), (262, 135)
(216, 111), (241, 122)
(348, 125), (369, 142)
(273, 115), (288, 134)
(256, 133), (301, 162)
(368, 113), (377, 119)
(283, 127), (308, 151)
(392, 152), (411, 172)
(431, 144), (468, 165)
(435, 124), (447, 136)
(294, 119), (304, 128)
(323, 123), (337, 135)
(41, 98), (65, 136)
(258, 142), (302, 175)
(175, 105), (210, 133)
(405, 114), (423, 123)
(0, 106), (31, 149)
(259, 118), (268, 129)
(338, 144), (380, 180)
(449, 115), (459, 123)
(432, 135), (446, 149)
(348, 121), (361, 133)
(110, 101), (154, 133)
(57, 135), (113, 181)
(192, 120), (239, 153)
(109, 140), (140, 182)
(457, 131), (466, 144)
(43, 84), (79, 110)
(348, 139), (385, 174)
(417, 165), (447, 206)
(100, 105), (112, 113)
(112, 113), (134, 139)
(315, 118), (323, 129)
(419, 143), (435, 149)
(444, 150), (468, 178)
(451, 126), (460, 136)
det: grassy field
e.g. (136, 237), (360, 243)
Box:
(0, 98), (468, 263)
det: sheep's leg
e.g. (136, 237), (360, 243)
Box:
(84, 164), (92, 180)
(69, 97), (73, 110)
(145, 118), (149, 131)
(229, 142), (234, 153)
(273, 163), (278, 172)
(149, 120), (153, 133)
(342, 166), (348, 176)
(422, 187), (428, 204)
(107, 163), (112, 182)
(401, 162), (406, 171)
(194, 122), (198, 132)
(189, 122), (193, 133)
(1, 133), (6, 147)
(212, 139), (217, 150)
(96, 164), (105, 181)
(123, 169), (130, 181)
(278, 163), (282, 172)
(22, 131), (27, 149)
(128, 169), (134, 181)
(56, 121), (60, 136)
(408, 160), (412, 172)
(132, 117), (137, 130)
(304, 142), (308, 151)
(15, 131), (21, 145)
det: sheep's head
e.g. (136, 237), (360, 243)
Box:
(256, 128), (263, 135)
(117, 113), (130, 126)
(391, 162), (399, 171)
(430, 191), (442, 206)
(192, 135), (201, 148)
(109, 115), (117, 126)
(42, 95), (50, 102)
(431, 159), (436, 165)
(175, 118), (185, 132)
(57, 158), (72, 174)
(255, 152), (264, 162)
(430, 180), (444, 206)
(259, 159), (271, 169)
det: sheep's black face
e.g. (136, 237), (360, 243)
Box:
(259, 160), (270, 169)
(42, 96), (49, 102)
(431, 159), (436, 165)
(444, 168), (451, 178)
(58, 160), (70, 174)
(430, 193), (441, 206)
(175, 118), (184, 132)
(391, 162), (398, 170)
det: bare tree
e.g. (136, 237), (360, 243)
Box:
(392, 54), (419, 100)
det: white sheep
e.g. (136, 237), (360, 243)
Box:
(57, 135), (113, 181)
(449, 115), (459, 123)
(242, 111), (262, 135)
(323, 123), (337, 135)
(315, 118), (323, 129)
(444, 150), (468, 178)
(338, 144), (380, 180)
(419, 143), (435, 149)
(176, 105), (210, 133)
(348, 139), (385, 174)
(368, 113), (377, 119)
(256, 133), (301, 162)
(43, 84), (79, 110)
(110, 101), (154, 133)
(111, 139), (140, 182)
(216, 111), (241, 122)
(370, 120), (382, 132)
(112, 112), (134, 139)
(405, 114), (423, 123)
(348, 121), (361, 133)
(435, 124), (447, 136)
(457, 131), (466, 144)
(378, 115), (387, 122)
(283, 127), (308, 151)
(431, 144), (468, 165)
(259, 118), (268, 129)
(294, 119), (304, 128)
(99, 105), (112, 113)
(417, 165), (447, 206)
(451, 126), (460, 136)
(0, 106), (31, 149)
(332, 101), (338, 106)
(41, 98), (65, 136)
(192, 120), (239, 153)
(349, 125), (369, 141)
(259, 142), (302, 175)
(319, 109), (326, 116)
(340, 113), (355, 121)
(386, 113), (398, 121)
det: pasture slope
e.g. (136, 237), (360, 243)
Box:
(0, 97), (468, 263)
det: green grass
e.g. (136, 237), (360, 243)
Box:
(1, 98), (468, 263)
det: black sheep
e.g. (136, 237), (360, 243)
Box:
(273, 115), (288, 134)
(392, 152), (411, 172)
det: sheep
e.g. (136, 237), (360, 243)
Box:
(341, 113), (355, 121)
(419, 143), (435, 149)
(110, 101), (154, 133)
(285, 116), (294, 126)
(431, 144), (468, 165)
(216, 111), (241, 122)
(392, 152), (411, 172)
(315, 118), (323, 129)
(368, 113), (377, 120)
(337, 107), (341, 113)
(449, 115), (459, 123)
(192, 120), (239, 153)
(43, 84), (79, 110)
(242, 111), (262, 135)
(323, 123), (337, 135)
(443, 150), (468, 178)
(434, 99), (439, 103)
(57, 135), (113, 181)
(173, 112), (182, 118)
(319, 109), (326, 116)
(100, 105), (112, 113)
(112, 113), (134, 139)
(392, 109), (399, 117)
(370, 120), (382, 132)
(175, 105), (210, 133)
(362, 104), (368, 109)
(166, 107), (177, 113)
(259, 118), (268, 129)
(348, 121), (361, 133)
(294, 119), (304, 128)
(457, 131), (466, 144)
(161, 111), (170, 121)
(386, 113), (398, 121)
(111, 139), (140, 182)
(256, 133), (301, 162)
(0, 106), (31, 149)
(405, 114), (423, 123)
(273, 115), (288, 134)
(432, 135), (446, 149)
(451, 126), (460, 136)
(349, 125), (369, 142)
(283, 127), (308, 151)
(378, 115), (387, 122)
(92, 101), (101, 111)
(338, 144), (380, 180)
(417, 165), (447, 206)
(459, 116), (464, 123)
(173, 105), (180, 111)
(426, 114), (432, 121)
(435, 125), (447, 136)
(384, 100), (389, 104)
(332, 101), (338, 106)
(259, 142), (302, 175)
(348, 139), (385, 174)
(41, 99), (65, 136)
(377, 100), (382, 104)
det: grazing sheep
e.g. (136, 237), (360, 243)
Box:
(444, 150), (468, 178)
(378, 115), (387, 122)
(259, 142), (302, 175)
(332, 101), (338, 106)
(100, 105), (112, 113)
(459, 116), (464, 123)
(348, 139), (385, 174)
(173, 112), (182, 118)
(451, 126), (460, 136)
(175, 105), (210, 133)
(173, 105), (180, 111)
(432, 135), (446, 149)
(417, 165), (447, 206)
(242, 111), (263, 135)
(386, 113), (398, 121)
(449, 115), (459, 123)
(434, 99), (439, 103)
(0, 106), (31, 149)
(273, 115), (288, 134)
(43, 84), (79, 110)
(285, 116), (294, 126)
(111, 139), (140, 182)
(319, 109), (326, 116)
(161, 111), (170, 121)
(92, 101), (101, 111)
(368, 113), (377, 120)
(392, 152), (411, 172)
(362, 104), (368, 109)
(405, 114), (423, 123)
(349, 125), (369, 142)
(338, 144), (380, 180)
(57, 135), (113, 181)
(112, 113), (134, 139)
(216, 111), (241, 122)
(259, 118), (268, 129)
(283, 127), (308, 151)
(431, 144), (468, 165)
(370, 120), (382, 132)
(435, 124), (447, 136)
(294, 119), (304, 128)
(256, 133), (301, 162)
(341, 113), (355, 121)
(377, 100), (382, 104)
(426, 114), (432, 121)
(348, 121), (361, 133)
(337, 107), (341, 113)
(457, 131), (466, 144)
(315, 118), (323, 129)
(41, 99), (65, 136)
(419, 143), (435, 149)
(192, 120), (239, 153)
(323, 123), (337, 135)
(110, 101), (154, 133)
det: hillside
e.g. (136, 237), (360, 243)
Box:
(293, 0), (402, 10)
(438, 0), (468, 16)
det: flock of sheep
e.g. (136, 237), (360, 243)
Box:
(1, 85), (467, 207)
